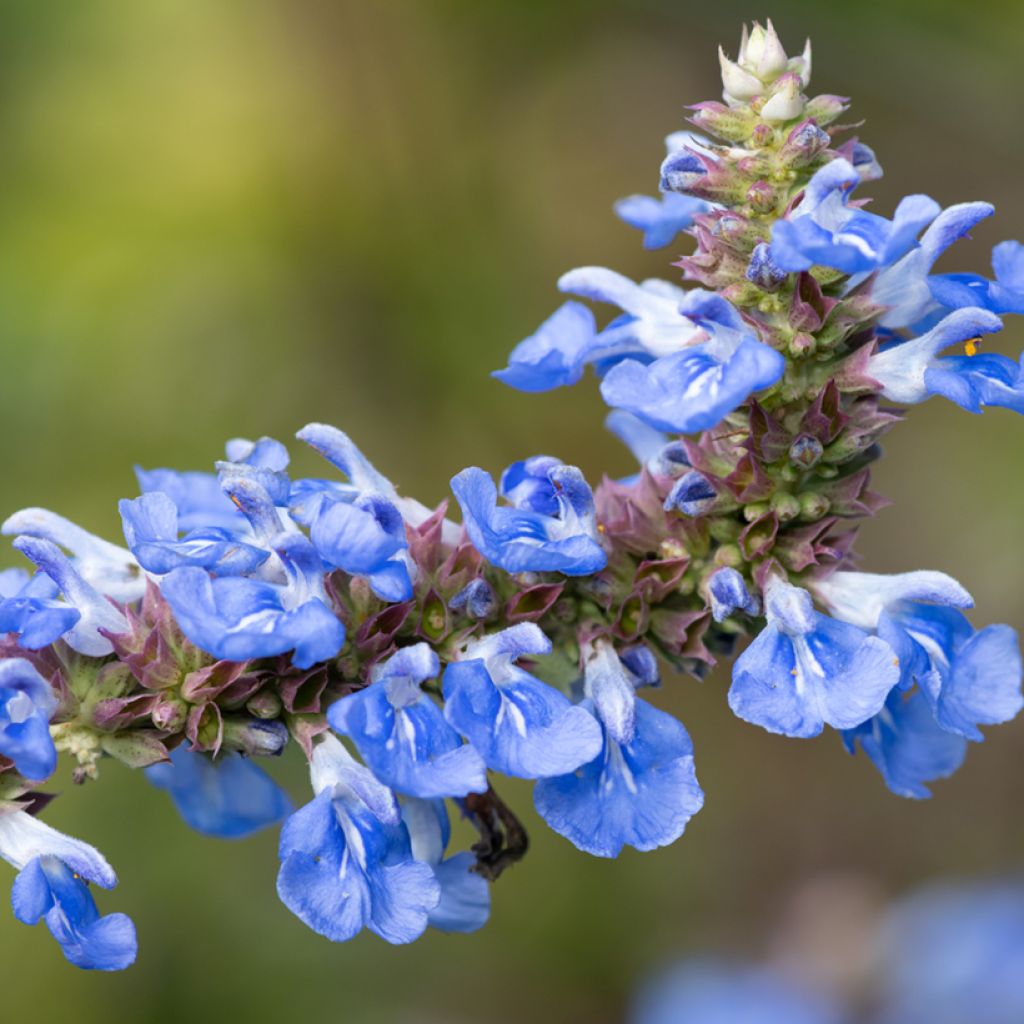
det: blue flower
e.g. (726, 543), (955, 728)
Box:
(159, 535), (345, 669)
(614, 192), (709, 250)
(769, 157), (941, 275)
(308, 493), (413, 603)
(0, 810), (136, 971)
(631, 961), (845, 1024)
(402, 799), (490, 933)
(294, 423), (431, 601)
(10, 536), (128, 657)
(276, 736), (440, 944)
(0, 568), (80, 651)
(867, 307), (1020, 412)
(816, 570), (1023, 742)
(842, 688), (967, 799)
(707, 567), (758, 623)
(328, 643), (488, 798)
(119, 492), (270, 576)
(728, 576), (900, 738)
(451, 462), (606, 576)
(929, 240), (1024, 321)
(0, 659), (57, 781)
(2, 507), (144, 604)
(596, 289), (784, 434)
(534, 641), (704, 857)
(875, 882), (1024, 1024)
(442, 624), (603, 778)
(868, 203), (995, 329)
(145, 746), (292, 838)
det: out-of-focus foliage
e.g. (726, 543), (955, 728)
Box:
(0, 1), (1022, 1020)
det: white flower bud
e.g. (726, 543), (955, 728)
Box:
(719, 47), (762, 102)
(760, 73), (805, 123)
(747, 19), (789, 80)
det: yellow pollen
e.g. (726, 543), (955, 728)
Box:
(893, 657), (900, 667)
(964, 337), (981, 357)
(790, 668), (798, 676)
(597, 523), (606, 534)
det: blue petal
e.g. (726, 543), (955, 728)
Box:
(328, 685), (488, 798)
(534, 697), (703, 858)
(443, 659), (603, 778)
(929, 624), (1023, 741)
(428, 852), (490, 933)
(145, 747), (292, 838)
(493, 302), (598, 392)
(729, 615), (899, 738)
(600, 339), (784, 434)
(843, 689), (967, 799)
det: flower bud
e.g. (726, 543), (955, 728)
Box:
(719, 46), (762, 101)
(804, 94), (848, 125)
(151, 694), (188, 732)
(771, 492), (801, 522)
(689, 102), (756, 144)
(798, 491), (831, 521)
(760, 73), (805, 123)
(743, 20), (789, 80)
(664, 472), (717, 517)
(789, 435), (824, 469)
(246, 690), (283, 720)
(221, 716), (288, 757)
(746, 180), (776, 213)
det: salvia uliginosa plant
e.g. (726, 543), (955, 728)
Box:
(1, 20), (1023, 970)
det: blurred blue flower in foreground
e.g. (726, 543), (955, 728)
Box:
(631, 876), (1024, 1024)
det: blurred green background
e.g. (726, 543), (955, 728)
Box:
(1, 1), (1023, 1020)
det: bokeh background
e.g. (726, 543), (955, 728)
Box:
(1, 1), (1023, 1020)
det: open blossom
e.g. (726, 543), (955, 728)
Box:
(0, 20), (1021, 970)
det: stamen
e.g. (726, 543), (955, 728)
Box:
(964, 337), (981, 357)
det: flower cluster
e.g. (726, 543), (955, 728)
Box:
(0, 19), (1021, 969)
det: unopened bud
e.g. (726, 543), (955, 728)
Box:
(789, 332), (816, 358)
(664, 472), (717, 517)
(221, 717), (288, 757)
(799, 491), (831, 521)
(746, 180), (776, 213)
(771, 492), (801, 522)
(760, 73), (805, 123)
(789, 435), (824, 469)
(151, 694), (188, 732)
(246, 690), (283, 720)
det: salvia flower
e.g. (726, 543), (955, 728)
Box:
(276, 735), (440, 944)
(328, 643), (488, 798)
(0, 810), (136, 970)
(442, 624), (603, 777)
(451, 461), (606, 576)
(729, 577), (900, 738)
(535, 641), (704, 857)
(0, 658), (58, 781)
